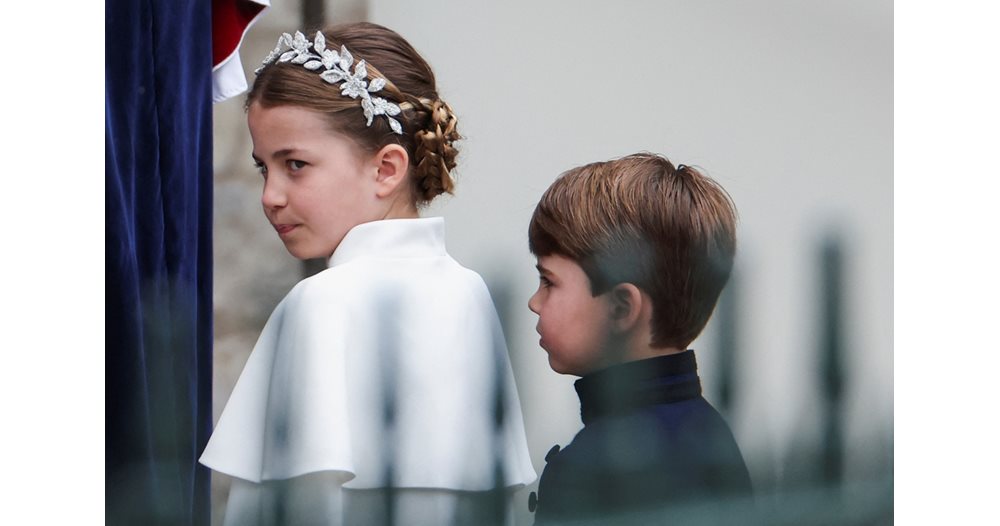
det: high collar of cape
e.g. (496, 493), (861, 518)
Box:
(573, 351), (703, 425)
(328, 217), (447, 267)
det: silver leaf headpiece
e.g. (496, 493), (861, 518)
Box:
(256, 31), (404, 135)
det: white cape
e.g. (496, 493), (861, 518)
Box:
(200, 217), (536, 492)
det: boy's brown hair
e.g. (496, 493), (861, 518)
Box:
(529, 153), (737, 349)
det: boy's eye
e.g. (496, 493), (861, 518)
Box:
(539, 276), (553, 288)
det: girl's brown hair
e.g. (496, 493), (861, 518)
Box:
(248, 22), (460, 204)
(529, 153), (738, 349)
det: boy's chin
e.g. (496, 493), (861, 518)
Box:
(547, 355), (588, 377)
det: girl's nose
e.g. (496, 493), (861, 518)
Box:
(261, 177), (286, 210)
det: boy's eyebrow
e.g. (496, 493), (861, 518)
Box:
(535, 263), (551, 275)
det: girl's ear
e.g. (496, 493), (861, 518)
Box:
(609, 283), (645, 332)
(373, 143), (410, 198)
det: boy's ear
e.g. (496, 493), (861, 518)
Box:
(373, 143), (410, 198)
(609, 283), (645, 332)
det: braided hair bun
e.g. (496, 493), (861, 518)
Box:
(411, 98), (460, 202)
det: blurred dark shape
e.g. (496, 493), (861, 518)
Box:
(106, 0), (213, 523)
(819, 236), (845, 487)
(303, 257), (327, 278)
(301, 0), (325, 32)
(376, 287), (399, 526)
(714, 271), (740, 415)
(300, 0), (327, 281)
(487, 276), (513, 526)
(753, 232), (891, 525)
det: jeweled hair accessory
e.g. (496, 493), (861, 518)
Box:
(257, 31), (404, 135)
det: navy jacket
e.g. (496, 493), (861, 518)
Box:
(532, 351), (752, 524)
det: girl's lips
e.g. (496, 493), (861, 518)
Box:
(274, 224), (298, 235)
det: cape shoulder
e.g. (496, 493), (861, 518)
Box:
(200, 255), (536, 489)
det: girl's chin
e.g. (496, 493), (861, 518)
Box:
(284, 244), (318, 260)
(285, 244), (336, 262)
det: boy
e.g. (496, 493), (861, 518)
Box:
(527, 153), (752, 524)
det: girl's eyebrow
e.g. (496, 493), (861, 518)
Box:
(273, 148), (300, 159)
(251, 148), (302, 162)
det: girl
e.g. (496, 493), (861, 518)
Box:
(200, 23), (535, 525)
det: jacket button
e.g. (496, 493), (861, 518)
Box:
(528, 491), (538, 512)
(545, 444), (561, 462)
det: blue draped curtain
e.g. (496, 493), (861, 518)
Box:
(106, 0), (213, 523)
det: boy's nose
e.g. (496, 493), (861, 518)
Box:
(527, 290), (540, 314)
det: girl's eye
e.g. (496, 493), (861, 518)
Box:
(288, 160), (307, 171)
(253, 161), (268, 178)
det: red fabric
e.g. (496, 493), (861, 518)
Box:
(212, 0), (266, 67)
